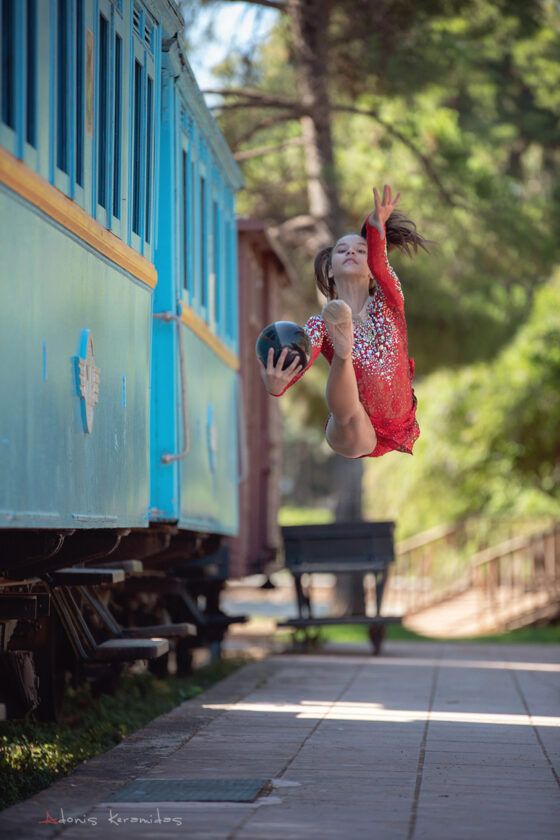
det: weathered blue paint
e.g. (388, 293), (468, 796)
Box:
(0, 0), (244, 538)
(0, 184), (153, 528)
(177, 333), (239, 534)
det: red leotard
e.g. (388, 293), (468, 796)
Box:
(279, 219), (420, 458)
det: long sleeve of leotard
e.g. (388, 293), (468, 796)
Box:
(268, 314), (326, 398)
(366, 220), (405, 314)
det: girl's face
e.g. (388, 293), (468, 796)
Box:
(329, 234), (369, 281)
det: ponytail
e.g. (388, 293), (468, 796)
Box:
(360, 209), (431, 257)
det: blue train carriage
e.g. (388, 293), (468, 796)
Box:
(0, 0), (210, 719)
(151, 28), (244, 539)
(137, 23), (247, 666)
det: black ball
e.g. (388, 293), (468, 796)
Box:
(255, 321), (311, 371)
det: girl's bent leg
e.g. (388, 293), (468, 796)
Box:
(325, 355), (377, 458)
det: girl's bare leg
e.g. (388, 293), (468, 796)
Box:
(322, 301), (377, 458)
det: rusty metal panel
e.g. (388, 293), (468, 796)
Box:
(227, 224), (290, 578)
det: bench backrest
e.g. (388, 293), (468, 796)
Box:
(282, 522), (395, 570)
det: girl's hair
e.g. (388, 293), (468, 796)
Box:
(314, 209), (430, 301)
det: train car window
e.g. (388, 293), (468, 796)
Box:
(56, 0), (69, 173)
(112, 33), (122, 218)
(200, 172), (207, 310)
(227, 215), (235, 341)
(94, 0), (125, 230)
(132, 58), (143, 237)
(74, 0), (83, 183)
(1, 0), (15, 130)
(1, 0), (39, 161)
(145, 74), (153, 242)
(182, 148), (190, 294)
(97, 13), (109, 207)
(26, 0), (36, 148)
(190, 156), (196, 296)
(213, 198), (219, 327)
(52, 0), (85, 198)
(129, 4), (156, 253)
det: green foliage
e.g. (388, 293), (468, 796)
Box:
(364, 270), (560, 536)
(191, 0), (560, 526)
(278, 506), (334, 526)
(0, 660), (246, 811)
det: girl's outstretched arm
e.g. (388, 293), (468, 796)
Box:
(366, 184), (405, 313)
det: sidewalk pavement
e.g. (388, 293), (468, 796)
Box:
(1, 641), (559, 840)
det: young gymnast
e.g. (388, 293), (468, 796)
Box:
(259, 185), (428, 459)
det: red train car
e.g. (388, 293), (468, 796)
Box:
(226, 220), (296, 579)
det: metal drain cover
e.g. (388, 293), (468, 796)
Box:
(107, 778), (270, 803)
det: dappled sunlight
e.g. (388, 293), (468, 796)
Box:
(273, 654), (560, 673)
(202, 699), (560, 728)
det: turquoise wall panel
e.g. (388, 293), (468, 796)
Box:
(0, 185), (152, 528)
(149, 318), (239, 536)
(179, 330), (239, 535)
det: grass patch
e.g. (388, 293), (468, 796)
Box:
(306, 623), (560, 645)
(0, 657), (246, 812)
(278, 506), (334, 526)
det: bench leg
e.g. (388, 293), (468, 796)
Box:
(294, 574), (312, 619)
(374, 569), (388, 616)
(368, 624), (385, 656)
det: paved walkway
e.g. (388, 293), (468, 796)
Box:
(1, 642), (559, 840)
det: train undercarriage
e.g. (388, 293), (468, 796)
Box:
(0, 526), (246, 721)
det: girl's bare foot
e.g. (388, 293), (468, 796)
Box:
(321, 300), (354, 359)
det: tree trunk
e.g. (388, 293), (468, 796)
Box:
(205, 0), (364, 610)
(332, 454), (366, 616)
(287, 0), (364, 612)
(287, 0), (343, 243)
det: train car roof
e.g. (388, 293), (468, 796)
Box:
(162, 21), (244, 193)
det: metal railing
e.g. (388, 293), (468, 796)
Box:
(386, 517), (560, 628)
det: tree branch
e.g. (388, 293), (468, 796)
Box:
(202, 0), (287, 11)
(234, 113), (302, 146)
(333, 104), (460, 208)
(203, 87), (301, 109)
(234, 137), (304, 161)
(204, 84), (465, 209)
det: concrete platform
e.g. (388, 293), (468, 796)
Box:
(1, 641), (559, 840)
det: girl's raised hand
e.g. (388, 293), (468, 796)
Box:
(368, 184), (400, 236)
(259, 347), (303, 396)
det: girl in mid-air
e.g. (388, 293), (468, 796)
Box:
(259, 185), (428, 459)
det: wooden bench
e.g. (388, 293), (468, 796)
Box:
(277, 522), (402, 654)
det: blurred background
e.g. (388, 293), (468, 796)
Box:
(183, 0), (560, 539)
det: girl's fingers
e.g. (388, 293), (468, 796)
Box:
(266, 347), (275, 371)
(383, 184), (390, 205)
(275, 347), (289, 371)
(287, 355), (302, 371)
(373, 186), (380, 209)
(393, 191), (401, 207)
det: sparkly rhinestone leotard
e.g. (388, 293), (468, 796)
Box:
(281, 219), (420, 458)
